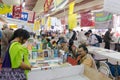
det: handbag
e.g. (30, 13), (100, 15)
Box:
(0, 43), (26, 80)
(117, 37), (120, 52)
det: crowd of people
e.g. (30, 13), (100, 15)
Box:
(0, 24), (120, 79)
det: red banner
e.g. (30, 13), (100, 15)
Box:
(44, 0), (53, 13)
(12, 5), (22, 18)
(81, 12), (94, 27)
(28, 11), (35, 23)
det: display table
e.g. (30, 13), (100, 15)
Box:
(28, 64), (112, 80)
(30, 58), (71, 70)
(88, 46), (120, 64)
(28, 64), (89, 80)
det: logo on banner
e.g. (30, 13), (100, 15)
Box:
(20, 12), (28, 21)
(12, 5), (22, 18)
(7, 12), (28, 21)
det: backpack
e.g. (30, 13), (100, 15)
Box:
(94, 34), (102, 43)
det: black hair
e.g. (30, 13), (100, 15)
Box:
(88, 30), (92, 33)
(84, 32), (90, 35)
(9, 29), (30, 43)
(78, 44), (88, 53)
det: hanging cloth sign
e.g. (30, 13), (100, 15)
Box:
(69, 1), (75, 15)
(68, 14), (77, 29)
(0, 3), (12, 14)
(12, 5), (22, 19)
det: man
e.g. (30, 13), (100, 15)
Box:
(1, 24), (13, 62)
(104, 28), (112, 49)
(76, 45), (97, 69)
(88, 30), (100, 47)
(66, 29), (77, 51)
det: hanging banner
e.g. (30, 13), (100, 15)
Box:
(0, 3), (12, 14)
(81, 12), (94, 27)
(69, 1), (75, 15)
(104, 0), (120, 14)
(34, 20), (40, 31)
(68, 14), (77, 29)
(12, 5), (22, 18)
(44, 0), (53, 13)
(28, 11), (35, 23)
(94, 11), (113, 29)
(47, 17), (51, 28)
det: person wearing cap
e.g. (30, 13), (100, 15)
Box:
(1, 24), (13, 62)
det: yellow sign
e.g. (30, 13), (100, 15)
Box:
(0, 3), (12, 14)
(68, 14), (77, 29)
(9, 24), (17, 29)
(47, 17), (51, 28)
(69, 1), (75, 15)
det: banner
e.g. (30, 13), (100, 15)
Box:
(94, 11), (113, 29)
(69, 1), (75, 15)
(34, 20), (40, 31)
(81, 12), (94, 27)
(68, 14), (77, 29)
(47, 17), (51, 28)
(104, 0), (120, 14)
(12, 5), (22, 18)
(28, 11), (35, 23)
(0, 3), (12, 14)
(44, 0), (53, 13)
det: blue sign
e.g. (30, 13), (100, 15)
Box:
(7, 13), (13, 18)
(20, 12), (28, 21)
(7, 12), (28, 21)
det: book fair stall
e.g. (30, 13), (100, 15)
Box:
(0, 0), (120, 80)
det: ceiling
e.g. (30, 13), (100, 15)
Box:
(0, 0), (104, 18)
(25, 0), (103, 18)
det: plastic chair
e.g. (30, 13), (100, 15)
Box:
(98, 61), (115, 80)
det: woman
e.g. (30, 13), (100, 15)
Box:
(2, 29), (31, 78)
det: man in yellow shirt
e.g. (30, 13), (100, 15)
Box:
(76, 45), (97, 69)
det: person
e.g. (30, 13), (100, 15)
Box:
(1, 24), (13, 62)
(2, 29), (31, 78)
(88, 30), (100, 47)
(46, 38), (52, 48)
(59, 40), (69, 53)
(104, 28), (112, 49)
(76, 45), (97, 69)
